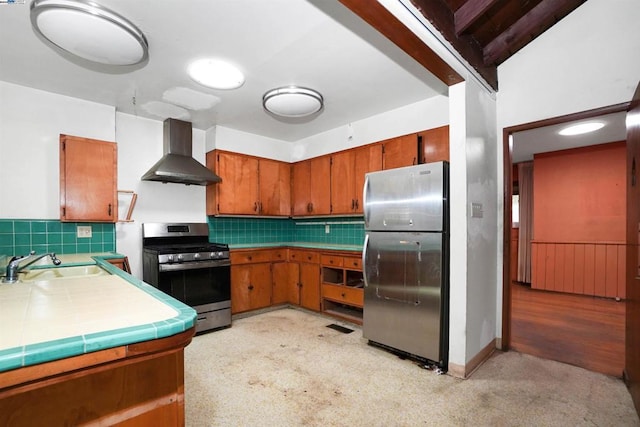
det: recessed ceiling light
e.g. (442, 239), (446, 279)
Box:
(558, 122), (605, 136)
(30, 0), (148, 66)
(188, 58), (245, 90)
(263, 86), (323, 118)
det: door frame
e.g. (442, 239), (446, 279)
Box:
(500, 102), (630, 349)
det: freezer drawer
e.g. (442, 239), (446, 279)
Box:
(363, 162), (447, 232)
(362, 231), (444, 363)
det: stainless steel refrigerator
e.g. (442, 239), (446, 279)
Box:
(362, 161), (449, 370)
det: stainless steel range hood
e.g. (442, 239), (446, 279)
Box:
(141, 118), (221, 185)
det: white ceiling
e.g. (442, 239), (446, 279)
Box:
(512, 111), (628, 163)
(0, 0), (447, 142)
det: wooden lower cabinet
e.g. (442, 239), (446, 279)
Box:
(230, 248), (287, 314)
(0, 328), (194, 426)
(231, 263), (272, 314)
(288, 249), (321, 311)
(320, 253), (364, 324)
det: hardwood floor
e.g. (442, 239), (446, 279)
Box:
(510, 281), (626, 377)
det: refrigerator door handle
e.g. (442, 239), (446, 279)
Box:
(362, 233), (370, 288)
(363, 175), (370, 228)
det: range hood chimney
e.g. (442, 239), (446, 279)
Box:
(141, 118), (222, 185)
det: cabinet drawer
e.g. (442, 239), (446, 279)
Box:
(321, 255), (343, 267)
(322, 284), (363, 307)
(289, 250), (319, 263)
(271, 249), (287, 262)
(230, 250), (272, 264)
(343, 257), (361, 270)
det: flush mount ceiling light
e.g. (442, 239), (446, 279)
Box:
(558, 121), (605, 136)
(188, 58), (245, 90)
(30, 0), (148, 66)
(263, 86), (323, 118)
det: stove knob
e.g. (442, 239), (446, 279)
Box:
(168, 254), (174, 263)
(217, 251), (223, 257)
(177, 254), (183, 261)
(194, 253), (200, 260)
(210, 252), (216, 259)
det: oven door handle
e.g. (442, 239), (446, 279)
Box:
(158, 259), (231, 272)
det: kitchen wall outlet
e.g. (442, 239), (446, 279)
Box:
(325, 224), (330, 234)
(77, 226), (92, 238)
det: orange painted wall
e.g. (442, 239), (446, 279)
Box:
(533, 142), (626, 243)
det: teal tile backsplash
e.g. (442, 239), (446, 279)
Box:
(207, 216), (365, 246)
(0, 220), (115, 257)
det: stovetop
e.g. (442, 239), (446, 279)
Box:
(143, 242), (229, 255)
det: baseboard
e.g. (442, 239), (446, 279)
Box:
(447, 338), (497, 379)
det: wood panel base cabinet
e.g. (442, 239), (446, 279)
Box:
(0, 328), (195, 427)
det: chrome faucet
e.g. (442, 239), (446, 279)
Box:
(2, 251), (62, 284)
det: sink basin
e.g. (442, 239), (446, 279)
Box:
(20, 265), (109, 283)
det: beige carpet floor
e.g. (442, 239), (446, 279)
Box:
(184, 307), (640, 426)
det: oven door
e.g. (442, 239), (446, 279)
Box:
(157, 259), (230, 308)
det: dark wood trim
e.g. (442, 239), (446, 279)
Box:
(455, 0), (500, 35)
(501, 102), (631, 351)
(338, 0), (464, 87)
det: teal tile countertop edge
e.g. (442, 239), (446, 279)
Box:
(0, 253), (197, 373)
(229, 242), (363, 252)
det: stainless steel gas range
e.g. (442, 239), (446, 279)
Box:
(142, 222), (231, 333)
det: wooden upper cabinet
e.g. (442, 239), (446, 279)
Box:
(291, 156), (331, 216)
(60, 135), (117, 222)
(216, 151), (259, 215)
(207, 150), (290, 216)
(258, 158), (291, 216)
(419, 125), (449, 163)
(330, 144), (382, 214)
(381, 134), (418, 170)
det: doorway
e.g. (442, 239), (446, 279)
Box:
(501, 103), (630, 377)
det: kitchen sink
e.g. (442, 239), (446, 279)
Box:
(19, 265), (109, 283)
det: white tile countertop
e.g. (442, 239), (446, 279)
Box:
(0, 254), (196, 373)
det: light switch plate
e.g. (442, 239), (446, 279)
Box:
(325, 225), (330, 234)
(471, 202), (484, 218)
(77, 226), (92, 238)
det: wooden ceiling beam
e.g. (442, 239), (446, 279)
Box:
(455, 0), (501, 35)
(338, 0), (464, 87)
(409, 0), (498, 90)
(483, 0), (587, 65)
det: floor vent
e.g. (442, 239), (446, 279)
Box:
(326, 324), (354, 334)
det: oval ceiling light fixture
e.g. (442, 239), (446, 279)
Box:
(263, 86), (323, 118)
(30, 0), (148, 66)
(558, 121), (605, 136)
(188, 58), (245, 90)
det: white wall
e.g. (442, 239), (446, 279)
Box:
(206, 126), (293, 162)
(294, 96), (449, 161)
(497, 0), (640, 130)
(115, 112), (209, 278)
(0, 81), (115, 218)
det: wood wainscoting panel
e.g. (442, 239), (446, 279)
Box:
(510, 282), (625, 377)
(531, 242), (626, 298)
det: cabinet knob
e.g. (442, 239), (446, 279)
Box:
(341, 293), (346, 298)
(247, 256), (252, 261)
(248, 284), (254, 290)
(108, 203), (112, 216)
(254, 202), (258, 212)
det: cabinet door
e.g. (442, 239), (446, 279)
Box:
(353, 144), (383, 213)
(330, 150), (356, 215)
(287, 262), (301, 304)
(382, 134), (418, 170)
(216, 152), (259, 215)
(419, 125), (449, 163)
(291, 161), (311, 216)
(231, 264), (252, 314)
(299, 263), (320, 311)
(249, 263), (272, 310)
(309, 156), (331, 215)
(205, 150), (217, 215)
(259, 159), (291, 216)
(271, 262), (289, 305)
(231, 263), (271, 313)
(60, 135), (117, 222)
